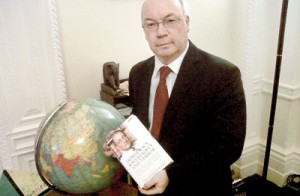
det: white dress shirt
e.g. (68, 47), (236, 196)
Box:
(148, 42), (189, 130)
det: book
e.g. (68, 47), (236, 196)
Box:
(107, 114), (173, 188)
(0, 170), (50, 196)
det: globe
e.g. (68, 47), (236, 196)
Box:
(35, 98), (125, 194)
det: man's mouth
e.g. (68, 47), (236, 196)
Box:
(157, 43), (170, 47)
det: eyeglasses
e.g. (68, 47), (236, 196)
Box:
(142, 16), (183, 31)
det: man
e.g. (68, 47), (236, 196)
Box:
(113, 131), (133, 151)
(109, 130), (133, 160)
(128, 0), (246, 195)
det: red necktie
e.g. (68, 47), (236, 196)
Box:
(151, 66), (172, 140)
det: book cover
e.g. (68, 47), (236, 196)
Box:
(107, 114), (173, 188)
(0, 170), (50, 196)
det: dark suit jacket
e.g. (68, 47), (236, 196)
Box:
(129, 41), (246, 195)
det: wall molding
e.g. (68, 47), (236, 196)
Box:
(250, 75), (300, 101)
(47, 0), (67, 103)
(233, 137), (300, 186)
(262, 79), (300, 101)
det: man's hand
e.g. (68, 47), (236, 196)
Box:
(138, 169), (169, 195)
(102, 131), (115, 157)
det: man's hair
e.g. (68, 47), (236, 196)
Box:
(178, 0), (184, 7)
(142, 0), (187, 15)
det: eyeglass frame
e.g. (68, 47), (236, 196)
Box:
(142, 16), (184, 31)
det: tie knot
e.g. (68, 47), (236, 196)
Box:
(160, 66), (172, 80)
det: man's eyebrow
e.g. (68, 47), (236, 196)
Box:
(143, 14), (177, 22)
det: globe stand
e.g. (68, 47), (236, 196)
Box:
(46, 182), (138, 196)
(97, 182), (138, 196)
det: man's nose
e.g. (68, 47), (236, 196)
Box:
(156, 23), (168, 36)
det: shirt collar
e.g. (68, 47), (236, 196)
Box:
(154, 42), (189, 78)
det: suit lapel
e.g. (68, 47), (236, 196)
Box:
(139, 58), (155, 128)
(161, 42), (204, 132)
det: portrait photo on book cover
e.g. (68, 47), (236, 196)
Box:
(108, 122), (144, 160)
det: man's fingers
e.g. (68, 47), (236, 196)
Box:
(103, 142), (114, 157)
(138, 186), (163, 195)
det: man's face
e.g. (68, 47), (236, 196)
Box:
(141, 0), (190, 65)
(113, 131), (131, 151)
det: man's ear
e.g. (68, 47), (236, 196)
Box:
(185, 15), (190, 32)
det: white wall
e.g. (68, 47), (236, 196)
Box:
(56, 0), (151, 100)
